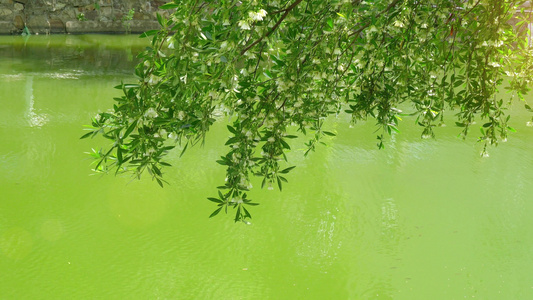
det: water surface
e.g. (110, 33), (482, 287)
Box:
(1, 35), (533, 299)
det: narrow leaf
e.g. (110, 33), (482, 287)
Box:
(209, 207), (223, 218)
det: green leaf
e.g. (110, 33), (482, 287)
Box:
(160, 3), (180, 9)
(140, 30), (158, 38)
(207, 197), (223, 203)
(156, 13), (164, 27)
(326, 18), (333, 29)
(234, 206), (241, 222)
(279, 166), (296, 174)
(117, 146), (123, 163)
(152, 165), (162, 176)
(242, 206), (251, 219)
(123, 120), (137, 139)
(280, 139), (291, 150)
(180, 142), (188, 157)
(227, 125), (237, 134)
(209, 207), (223, 218)
(80, 131), (95, 139)
(156, 178), (164, 188)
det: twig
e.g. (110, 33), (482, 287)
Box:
(241, 0), (304, 55)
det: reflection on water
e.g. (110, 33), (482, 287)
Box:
(1, 35), (533, 299)
(0, 227), (33, 261)
(25, 76), (49, 127)
(0, 35), (144, 76)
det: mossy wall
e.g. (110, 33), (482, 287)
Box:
(0, 0), (170, 34)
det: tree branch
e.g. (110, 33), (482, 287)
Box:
(348, 0), (403, 37)
(241, 0), (304, 55)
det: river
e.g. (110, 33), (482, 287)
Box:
(1, 34), (533, 299)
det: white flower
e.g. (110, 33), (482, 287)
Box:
(393, 20), (404, 28)
(220, 41), (228, 49)
(527, 121), (533, 127)
(248, 9), (267, 21)
(148, 74), (161, 85)
(166, 37), (175, 49)
(178, 111), (185, 120)
(268, 137), (275, 143)
(168, 132), (178, 140)
(257, 9), (267, 18)
(249, 11), (263, 21)
(421, 23), (428, 29)
(231, 198), (243, 204)
(144, 108), (158, 119)
(238, 20), (251, 30)
(333, 48), (342, 55)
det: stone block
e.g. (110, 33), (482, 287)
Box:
(84, 10), (97, 20)
(101, 6), (112, 17)
(14, 0), (26, 4)
(72, 0), (92, 7)
(14, 2), (23, 11)
(66, 20), (159, 34)
(98, 0), (112, 7)
(128, 20), (159, 33)
(0, 8), (13, 17)
(13, 14), (23, 29)
(0, 20), (15, 34)
(49, 18), (64, 33)
(51, 3), (66, 11)
(27, 15), (49, 34)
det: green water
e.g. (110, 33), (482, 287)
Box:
(1, 35), (533, 299)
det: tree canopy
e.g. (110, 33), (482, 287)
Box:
(82, 0), (533, 222)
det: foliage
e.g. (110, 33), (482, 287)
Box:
(122, 8), (135, 33)
(77, 13), (88, 21)
(82, 0), (533, 222)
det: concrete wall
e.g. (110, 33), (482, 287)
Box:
(0, 0), (170, 34)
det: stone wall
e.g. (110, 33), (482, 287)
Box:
(0, 0), (170, 34)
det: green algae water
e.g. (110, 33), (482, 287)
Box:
(1, 35), (533, 299)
